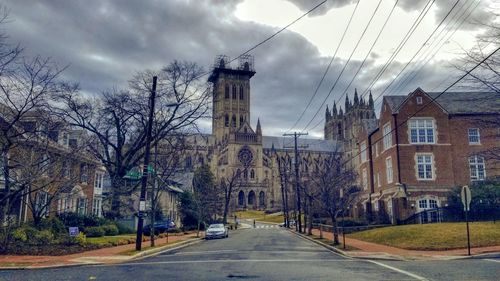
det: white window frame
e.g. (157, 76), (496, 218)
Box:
(415, 153), (434, 180)
(386, 157), (393, 184)
(409, 118), (435, 144)
(360, 141), (367, 163)
(383, 122), (392, 150)
(377, 172), (381, 187)
(469, 155), (486, 181)
(94, 172), (104, 189)
(416, 96), (423, 105)
(468, 128), (480, 144)
(362, 168), (368, 190)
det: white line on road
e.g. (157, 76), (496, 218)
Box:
(173, 250), (237, 255)
(367, 260), (429, 281)
(111, 259), (355, 266)
(484, 259), (500, 263)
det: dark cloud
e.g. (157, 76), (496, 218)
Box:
(0, 0), (490, 137)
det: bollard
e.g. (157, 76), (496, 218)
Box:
(319, 224), (323, 239)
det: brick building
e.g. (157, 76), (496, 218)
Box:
(354, 88), (499, 223)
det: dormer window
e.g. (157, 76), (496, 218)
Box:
(416, 96), (423, 105)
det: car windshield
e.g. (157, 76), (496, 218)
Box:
(209, 224), (224, 229)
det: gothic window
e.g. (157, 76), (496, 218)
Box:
(250, 169), (255, 179)
(185, 156), (192, 169)
(238, 147), (253, 166)
(225, 84), (229, 99)
(238, 191), (245, 206)
(232, 115), (236, 127)
(239, 115), (244, 126)
(236, 169), (241, 178)
(224, 114), (229, 127)
(232, 84), (237, 99)
(239, 85), (244, 100)
(337, 123), (342, 136)
(248, 190), (255, 205)
(259, 191), (265, 207)
(243, 169), (248, 179)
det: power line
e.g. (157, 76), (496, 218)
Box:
(191, 0), (328, 84)
(389, 0), (480, 96)
(286, 0), (361, 133)
(301, 0), (385, 132)
(302, 0), (436, 133)
(365, 0), (462, 109)
(341, 45), (500, 168)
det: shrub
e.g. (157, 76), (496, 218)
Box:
(116, 223), (134, 234)
(32, 230), (55, 245)
(102, 224), (119, 236)
(85, 226), (105, 237)
(75, 232), (87, 246)
(39, 217), (67, 235)
(11, 228), (28, 242)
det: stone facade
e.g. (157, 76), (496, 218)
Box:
(181, 56), (339, 212)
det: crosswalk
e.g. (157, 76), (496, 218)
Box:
(255, 225), (280, 229)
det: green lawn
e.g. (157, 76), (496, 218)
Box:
(86, 235), (135, 246)
(234, 211), (284, 223)
(349, 222), (500, 250)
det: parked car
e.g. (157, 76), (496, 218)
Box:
(205, 223), (229, 239)
(143, 220), (176, 236)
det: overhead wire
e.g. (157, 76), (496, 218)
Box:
(340, 45), (500, 168)
(300, 0), (385, 132)
(303, 0), (436, 133)
(285, 0), (361, 133)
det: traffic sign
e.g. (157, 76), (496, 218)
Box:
(69, 227), (79, 237)
(461, 185), (472, 211)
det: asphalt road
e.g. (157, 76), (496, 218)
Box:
(1, 225), (499, 281)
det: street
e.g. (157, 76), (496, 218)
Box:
(1, 225), (499, 281)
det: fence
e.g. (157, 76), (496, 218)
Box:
(312, 223), (389, 238)
(398, 206), (500, 225)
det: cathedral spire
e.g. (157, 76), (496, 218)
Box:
(332, 101), (338, 117)
(325, 105), (331, 121)
(345, 95), (350, 112)
(256, 118), (262, 135)
(339, 106), (344, 117)
(354, 88), (359, 107)
(368, 91), (374, 109)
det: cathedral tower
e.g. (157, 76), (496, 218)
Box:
(208, 55), (255, 144)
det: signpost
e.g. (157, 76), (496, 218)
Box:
(461, 185), (472, 256)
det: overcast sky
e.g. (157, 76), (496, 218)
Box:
(2, 0), (497, 138)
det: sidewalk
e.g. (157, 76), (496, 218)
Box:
(305, 228), (500, 260)
(0, 232), (202, 269)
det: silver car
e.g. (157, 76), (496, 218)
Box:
(205, 223), (229, 239)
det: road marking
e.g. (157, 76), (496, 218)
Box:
(484, 259), (500, 263)
(111, 259), (354, 266)
(173, 250), (237, 255)
(367, 260), (429, 281)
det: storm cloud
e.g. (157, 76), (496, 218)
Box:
(1, 0), (494, 137)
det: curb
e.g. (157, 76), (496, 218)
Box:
(130, 237), (203, 261)
(0, 237), (203, 271)
(289, 229), (405, 261)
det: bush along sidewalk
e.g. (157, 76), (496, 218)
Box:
(0, 213), (188, 256)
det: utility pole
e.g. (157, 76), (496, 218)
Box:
(135, 76), (157, 251)
(283, 132), (308, 233)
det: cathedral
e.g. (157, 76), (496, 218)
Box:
(182, 55), (338, 212)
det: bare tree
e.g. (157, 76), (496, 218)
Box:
(219, 166), (248, 224)
(56, 61), (210, 218)
(454, 18), (499, 93)
(310, 153), (358, 245)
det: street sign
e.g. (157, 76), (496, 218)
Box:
(69, 227), (79, 237)
(139, 200), (146, 211)
(461, 185), (472, 211)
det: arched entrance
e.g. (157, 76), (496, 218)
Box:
(259, 191), (265, 207)
(248, 190), (255, 207)
(238, 191), (245, 206)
